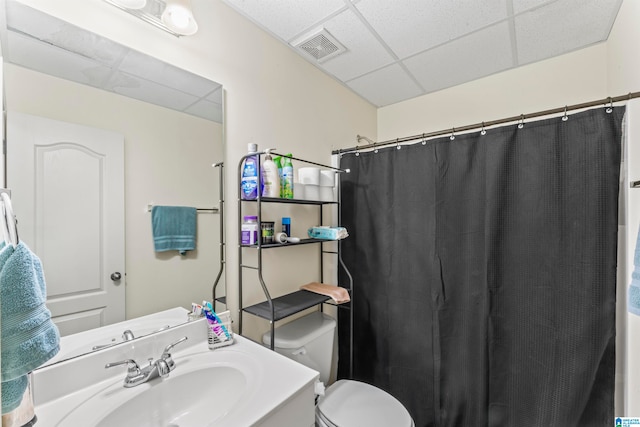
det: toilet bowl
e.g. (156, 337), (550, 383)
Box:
(262, 312), (414, 427)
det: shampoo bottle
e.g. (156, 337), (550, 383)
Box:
(273, 155), (283, 197)
(282, 154), (294, 199)
(261, 149), (280, 198)
(241, 143), (259, 200)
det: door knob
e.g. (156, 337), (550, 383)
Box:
(111, 272), (122, 281)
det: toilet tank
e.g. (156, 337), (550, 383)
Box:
(262, 312), (336, 384)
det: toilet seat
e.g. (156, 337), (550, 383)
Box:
(316, 380), (414, 427)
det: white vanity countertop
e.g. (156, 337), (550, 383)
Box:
(31, 318), (319, 426)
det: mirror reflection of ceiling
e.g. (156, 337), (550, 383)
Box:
(221, 0), (623, 108)
(4, 0), (222, 123)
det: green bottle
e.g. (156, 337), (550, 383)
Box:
(282, 154), (294, 199)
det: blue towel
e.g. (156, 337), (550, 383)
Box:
(0, 241), (60, 413)
(629, 227), (640, 316)
(151, 206), (197, 255)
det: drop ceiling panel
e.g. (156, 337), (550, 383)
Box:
(355, 0), (510, 59)
(347, 63), (423, 107)
(222, 0), (347, 42)
(317, 9), (395, 82)
(106, 71), (200, 111)
(511, 0), (556, 14)
(222, 0), (622, 107)
(515, 0), (622, 65)
(7, 31), (113, 89)
(404, 21), (514, 93)
(5, 0), (223, 122)
(6, 1), (128, 68)
(118, 49), (221, 97)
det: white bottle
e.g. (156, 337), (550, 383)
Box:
(261, 149), (281, 198)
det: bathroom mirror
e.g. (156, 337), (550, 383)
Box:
(0, 0), (226, 366)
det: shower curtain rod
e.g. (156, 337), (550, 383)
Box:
(332, 91), (640, 155)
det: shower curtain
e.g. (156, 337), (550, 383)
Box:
(337, 107), (624, 427)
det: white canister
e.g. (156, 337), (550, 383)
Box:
(294, 182), (306, 200)
(320, 187), (334, 202)
(305, 184), (320, 201)
(298, 167), (320, 185)
(319, 170), (336, 187)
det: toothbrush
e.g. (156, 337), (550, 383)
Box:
(204, 309), (230, 339)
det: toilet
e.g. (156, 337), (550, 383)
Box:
(262, 312), (414, 427)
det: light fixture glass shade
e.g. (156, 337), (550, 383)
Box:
(161, 0), (198, 36)
(111, 0), (147, 9)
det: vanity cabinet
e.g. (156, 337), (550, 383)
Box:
(237, 153), (352, 352)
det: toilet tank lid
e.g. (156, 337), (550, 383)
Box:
(317, 380), (414, 427)
(262, 312), (336, 349)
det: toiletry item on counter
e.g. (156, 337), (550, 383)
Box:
(261, 149), (280, 198)
(282, 154), (294, 199)
(308, 226), (349, 240)
(241, 216), (259, 245)
(261, 221), (275, 244)
(241, 143), (259, 200)
(275, 232), (301, 244)
(204, 309), (233, 350)
(282, 217), (291, 236)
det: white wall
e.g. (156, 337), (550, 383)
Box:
(5, 63), (222, 320)
(378, 43), (608, 140)
(13, 0), (377, 341)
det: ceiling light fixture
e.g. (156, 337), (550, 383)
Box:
(103, 0), (198, 37)
(161, 0), (198, 36)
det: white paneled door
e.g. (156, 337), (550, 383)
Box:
(7, 112), (125, 336)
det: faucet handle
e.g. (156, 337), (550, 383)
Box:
(105, 359), (140, 375)
(160, 336), (188, 370)
(162, 336), (188, 358)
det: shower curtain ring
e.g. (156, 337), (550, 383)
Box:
(562, 106), (568, 122)
(422, 133), (427, 145)
(396, 138), (401, 150)
(480, 122), (486, 136)
(450, 128), (456, 140)
(518, 115), (525, 129)
(606, 97), (613, 113)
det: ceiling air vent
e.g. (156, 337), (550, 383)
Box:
(292, 28), (346, 63)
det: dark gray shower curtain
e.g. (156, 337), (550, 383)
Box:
(337, 107), (624, 427)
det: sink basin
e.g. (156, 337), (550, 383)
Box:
(33, 317), (319, 427)
(57, 350), (260, 427)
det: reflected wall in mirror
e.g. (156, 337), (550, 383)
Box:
(2, 0), (225, 365)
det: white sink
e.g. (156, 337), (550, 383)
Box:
(32, 317), (318, 427)
(57, 350), (259, 427)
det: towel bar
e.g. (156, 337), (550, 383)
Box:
(146, 204), (219, 213)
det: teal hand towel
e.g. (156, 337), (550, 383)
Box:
(152, 206), (197, 255)
(0, 241), (60, 413)
(630, 227), (640, 315)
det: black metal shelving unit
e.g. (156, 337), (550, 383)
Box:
(237, 152), (352, 355)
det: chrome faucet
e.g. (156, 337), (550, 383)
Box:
(105, 336), (188, 387)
